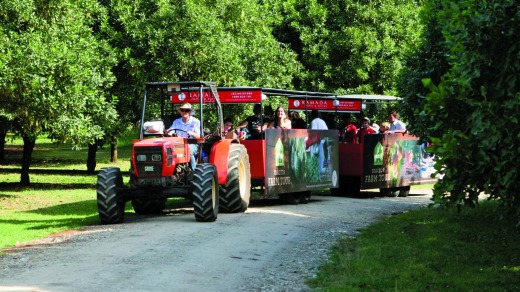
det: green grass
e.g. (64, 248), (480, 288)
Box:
(0, 131), (136, 250)
(307, 202), (520, 291)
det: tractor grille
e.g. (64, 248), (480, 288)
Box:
(135, 146), (163, 177)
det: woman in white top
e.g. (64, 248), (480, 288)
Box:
(267, 106), (292, 129)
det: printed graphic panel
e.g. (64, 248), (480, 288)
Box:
(265, 129), (339, 195)
(362, 134), (437, 188)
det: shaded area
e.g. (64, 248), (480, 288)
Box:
(0, 182), (96, 191)
(0, 168), (129, 176)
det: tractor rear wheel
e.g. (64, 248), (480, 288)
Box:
(97, 167), (125, 224)
(193, 163), (219, 222)
(220, 144), (251, 213)
(131, 198), (166, 215)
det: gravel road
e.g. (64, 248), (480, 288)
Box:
(0, 189), (432, 292)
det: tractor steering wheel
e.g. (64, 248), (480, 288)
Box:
(166, 128), (189, 137)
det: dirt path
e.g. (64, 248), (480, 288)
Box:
(0, 190), (432, 292)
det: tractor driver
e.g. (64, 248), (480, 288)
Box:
(166, 103), (201, 170)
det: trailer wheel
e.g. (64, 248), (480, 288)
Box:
(193, 163), (219, 222)
(298, 191), (311, 204)
(97, 167), (125, 224)
(398, 186), (410, 197)
(131, 198), (166, 215)
(380, 187), (400, 197)
(284, 193), (300, 205)
(219, 144), (251, 213)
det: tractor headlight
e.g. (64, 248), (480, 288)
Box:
(136, 154), (147, 162)
(151, 154), (162, 162)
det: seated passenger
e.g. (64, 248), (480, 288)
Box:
(235, 104), (270, 139)
(267, 106), (292, 129)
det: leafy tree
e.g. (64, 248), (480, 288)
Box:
(397, 0), (451, 139)
(99, 0), (303, 138)
(0, 0), (117, 184)
(267, 0), (423, 95)
(406, 0), (519, 223)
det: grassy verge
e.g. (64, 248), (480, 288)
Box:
(0, 132), (135, 250)
(307, 201), (520, 291)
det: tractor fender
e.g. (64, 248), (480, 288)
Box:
(209, 139), (233, 185)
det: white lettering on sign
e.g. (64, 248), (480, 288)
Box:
(145, 166), (154, 172)
(267, 177), (291, 186)
(364, 174), (391, 183)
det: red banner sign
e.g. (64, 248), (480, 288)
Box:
(170, 89), (263, 104)
(288, 98), (362, 112)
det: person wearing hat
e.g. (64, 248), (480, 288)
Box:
(167, 103), (201, 170)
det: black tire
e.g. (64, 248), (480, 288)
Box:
(398, 186), (410, 197)
(284, 193), (300, 205)
(192, 163), (219, 222)
(97, 167), (125, 224)
(380, 187), (400, 197)
(131, 198), (166, 215)
(219, 144), (251, 213)
(299, 191), (311, 204)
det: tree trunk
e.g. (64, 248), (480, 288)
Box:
(21, 135), (36, 185)
(87, 143), (97, 173)
(110, 141), (118, 163)
(0, 130), (6, 163)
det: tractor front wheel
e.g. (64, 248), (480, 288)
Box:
(97, 167), (125, 224)
(192, 163), (219, 222)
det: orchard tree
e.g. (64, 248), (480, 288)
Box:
(99, 0), (303, 151)
(0, 0), (117, 184)
(397, 0), (451, 140)
(403, 0), (519, 223)
(267, 0), (423, 95)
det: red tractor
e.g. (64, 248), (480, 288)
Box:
(96, 81), (251, 224)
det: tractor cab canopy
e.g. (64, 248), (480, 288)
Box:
(141, 81), (223, 140)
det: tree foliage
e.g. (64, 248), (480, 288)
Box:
(268, 0), (423, 94)
(404, 0), (520, 223)
(0, 0), (117, 183)
(101, 0), (303, 133)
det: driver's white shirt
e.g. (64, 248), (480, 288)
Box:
(169, 116), (200, 138)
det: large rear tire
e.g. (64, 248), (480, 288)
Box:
(219, 144), (251, 213)
(97, 167), (125, 224)
(193, 163), (219, 222)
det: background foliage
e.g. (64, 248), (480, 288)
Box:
(399, 0), (520, 223)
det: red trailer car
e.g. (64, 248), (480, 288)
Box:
(288, 94), (438, 197)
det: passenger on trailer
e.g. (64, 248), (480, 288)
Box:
(267, 106), (292, 129)
(235, 104), (270, 140)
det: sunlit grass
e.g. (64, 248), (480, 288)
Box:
(307, 201), (520, 291)
(0, 188), (100, 249)
(0, 132), (136, 250)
